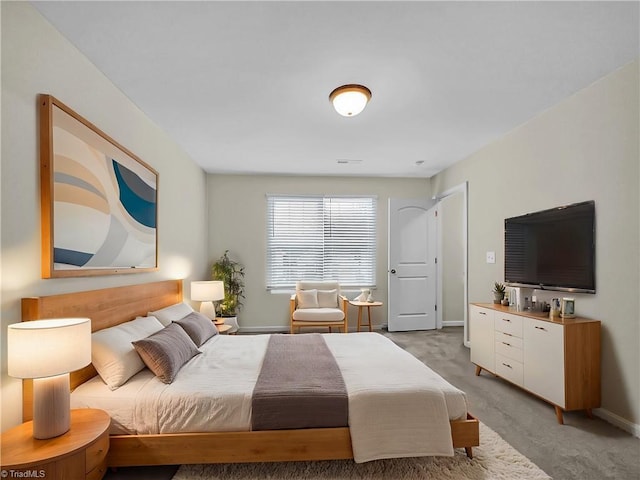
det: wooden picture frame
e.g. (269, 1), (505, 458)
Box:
(39, 94), (158, 278)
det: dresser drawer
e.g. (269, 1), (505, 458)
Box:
(494, 312), (523, 337)
(495, 353), (524, 386)
(495, 337), (523, 362)
(85, 432), (109, 474)
(495, 330), (523, 349)
(87, 458), (108, 480)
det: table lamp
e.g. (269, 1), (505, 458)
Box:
(191, 281), (225, 319)
(7, 318), (91, 439)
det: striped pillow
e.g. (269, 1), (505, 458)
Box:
(132, 323), (200, 383)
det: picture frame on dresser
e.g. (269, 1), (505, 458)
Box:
(39, 94), (158, 278)
(561, 297), (576, 318)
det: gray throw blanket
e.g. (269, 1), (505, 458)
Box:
(251, 334), (349, 430)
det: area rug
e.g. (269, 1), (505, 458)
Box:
(171, 422), (551, 479)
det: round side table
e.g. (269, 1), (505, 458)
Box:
(349, 301), (384, 332)
(215, 317), (239, 334)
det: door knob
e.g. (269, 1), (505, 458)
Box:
(390, 269), (396, 274)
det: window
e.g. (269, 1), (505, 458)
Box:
(267, 195), (377, 289)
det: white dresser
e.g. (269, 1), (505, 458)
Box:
(469, 303), (601, 424)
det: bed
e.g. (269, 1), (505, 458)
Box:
(20, 280), (479, 466)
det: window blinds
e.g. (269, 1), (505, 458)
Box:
(267, 195), (377, 289)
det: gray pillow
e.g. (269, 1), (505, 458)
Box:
(132, 323), (200, 383)
(174, 311), (218, 347)
(148, 302), (194, 327)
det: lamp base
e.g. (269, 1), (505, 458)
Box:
(33, 373), (70, 439)
(199, 301), (216, 320)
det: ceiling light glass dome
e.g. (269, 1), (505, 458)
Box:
(329, 84), (372, 117)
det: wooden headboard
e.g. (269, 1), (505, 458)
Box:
(21, 279), (183, 421)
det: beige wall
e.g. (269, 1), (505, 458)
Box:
(440, 192), (465, 323)
(432, 60), (640, 429)
(3, 0), (637, 436)
(206, 175), (430, 330)
(1, 3), (208, 431)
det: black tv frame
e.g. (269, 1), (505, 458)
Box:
(504, 200), (596, 294)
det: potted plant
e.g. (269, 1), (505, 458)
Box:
(493, 282), (506, 304)
(211, 250), (245, 332)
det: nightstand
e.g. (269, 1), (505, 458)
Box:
(216, 324), (232, 334)
(214, 318), (232, 334)
(1, 408), (110, 480)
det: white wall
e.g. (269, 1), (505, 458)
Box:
(432, 60), (640, 429)
(206, 175), (430, 330)
(1, 3), (208, 431)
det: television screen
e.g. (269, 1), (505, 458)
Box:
(504, 201), (595, 293)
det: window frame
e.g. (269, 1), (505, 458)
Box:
(266, 194), (377, 290)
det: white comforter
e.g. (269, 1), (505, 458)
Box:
(72, 332), (467, 462)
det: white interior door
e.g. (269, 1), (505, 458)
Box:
(388, 198), (437, 332)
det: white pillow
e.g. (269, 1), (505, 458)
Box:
(296, 289), (319, 309)
(91, 315), (164, 390)
(317, 289), (338, 308)
(148, 302), (194, 327)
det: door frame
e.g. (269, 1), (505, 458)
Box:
(434, 182), (469, 347)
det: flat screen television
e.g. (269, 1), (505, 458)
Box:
(504, 201), (595, 294)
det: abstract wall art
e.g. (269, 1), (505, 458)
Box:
(39, 95), (158, 278)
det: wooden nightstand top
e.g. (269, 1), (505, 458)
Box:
(1, 409), (110, 468)
(216, 324), (232, 334)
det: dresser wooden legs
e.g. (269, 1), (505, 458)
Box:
(555, 406), (564, 424)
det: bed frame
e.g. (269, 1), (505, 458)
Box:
(21, 280), (479, 465)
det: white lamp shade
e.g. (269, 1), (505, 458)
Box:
(8, 318), (91, 379)
(191, 281), (225, 302)
(329, 84), (372, 117)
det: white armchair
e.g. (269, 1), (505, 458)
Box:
(289, 281), (348, 334)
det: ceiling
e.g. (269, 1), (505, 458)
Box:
(32, 1), (639, 178)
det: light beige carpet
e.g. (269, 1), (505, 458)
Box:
(172, 422), (551, 480)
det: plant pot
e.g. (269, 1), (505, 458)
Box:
(493, 294), (504, 304)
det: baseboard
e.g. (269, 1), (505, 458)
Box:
(442, 320), (464, 327)
(594, 408), (640, 438)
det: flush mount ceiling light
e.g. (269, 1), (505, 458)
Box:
(329, 84), (372, 117)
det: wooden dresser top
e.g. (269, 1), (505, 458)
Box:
(471, 303), (600, 325)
